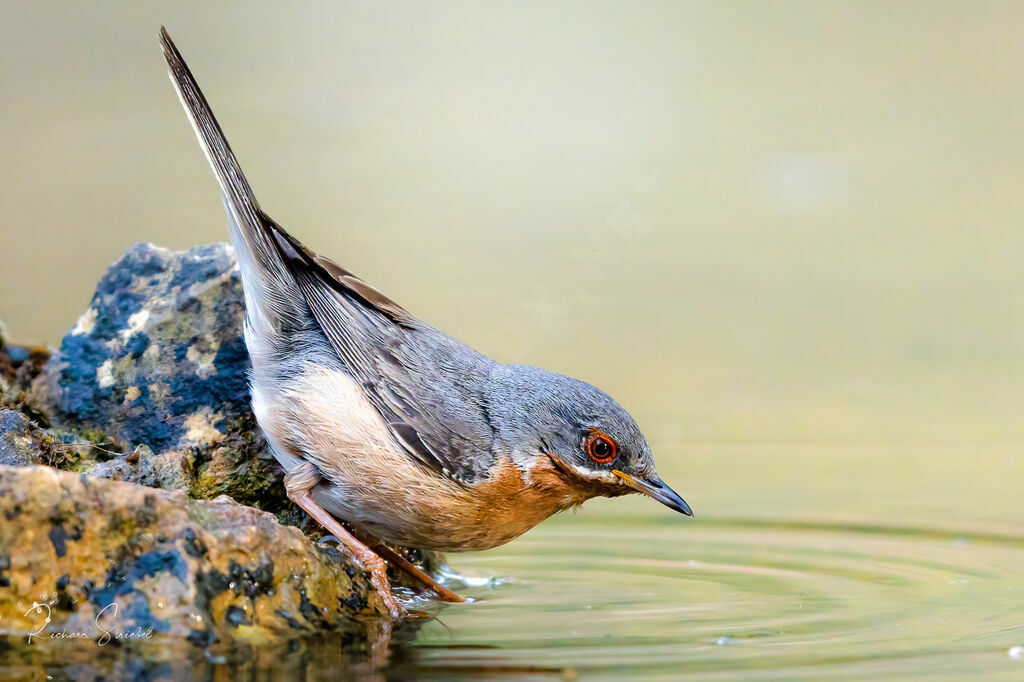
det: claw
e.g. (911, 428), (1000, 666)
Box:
(362, 556), (406, 618)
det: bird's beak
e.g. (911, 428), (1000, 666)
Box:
(611, 470), (693, 516)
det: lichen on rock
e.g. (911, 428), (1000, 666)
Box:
(0, 409), (48, 466)
(0, 465), (389, 644)
(35, 243), (293, 520)
(47, 242), (250, 455)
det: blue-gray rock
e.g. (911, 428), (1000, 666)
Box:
(47, 242), (251, 455)
(0, 408), (45, 466)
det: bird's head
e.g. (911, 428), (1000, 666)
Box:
(492, 365), (692, 516)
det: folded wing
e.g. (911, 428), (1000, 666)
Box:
(270, 228), (498, 485)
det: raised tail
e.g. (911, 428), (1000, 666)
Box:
(159, 27), (261, 231)
(159, 27), (304, 340)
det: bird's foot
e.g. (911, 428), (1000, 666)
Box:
(288, 491), (406, 617)
(356, 550), (407, 619)
(370, 543), (466, 603)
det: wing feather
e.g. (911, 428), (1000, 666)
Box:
(269, 229), (497, 483)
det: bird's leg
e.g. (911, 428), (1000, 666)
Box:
(354, 533), (466, 603)
(284, 464), (404, 618)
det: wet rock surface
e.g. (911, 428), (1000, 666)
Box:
(0, 465), (388, 639)
(0, 243), (446, 655)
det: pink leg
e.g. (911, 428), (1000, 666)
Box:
(290, 491), (405, 618)
(284, 462), (463, 608)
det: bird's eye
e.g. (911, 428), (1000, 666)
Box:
(585, 430), (618, 464)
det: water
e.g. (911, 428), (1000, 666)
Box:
(417, 518), (1024, 680)
(3, 2), (1024, 679)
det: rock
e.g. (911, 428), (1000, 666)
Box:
(47, 242), (250, 455)
(42, 243), (293, 517)
(0, 409), (47, 466)
(0, 324), (52, 429)
(0, 465), (390, 644)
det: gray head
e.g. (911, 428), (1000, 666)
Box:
(489, 364), (692, 516)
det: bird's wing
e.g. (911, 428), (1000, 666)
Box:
(269, 224), (498, 484)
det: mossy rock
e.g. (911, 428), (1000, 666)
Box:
(0, 465), (390, 644)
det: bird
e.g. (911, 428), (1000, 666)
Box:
(158, 27), (692, 617)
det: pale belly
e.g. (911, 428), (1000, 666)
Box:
(251, 362), (589, 552)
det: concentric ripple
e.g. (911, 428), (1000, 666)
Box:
(402, 516), (1024, 680)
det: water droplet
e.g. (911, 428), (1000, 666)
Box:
(716, 636), (735, 646)
(1009, 646), (1024, 660)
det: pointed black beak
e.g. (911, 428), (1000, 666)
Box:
(611, 471), (693, 516)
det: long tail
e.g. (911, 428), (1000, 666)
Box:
(159, 27), (301, 339)
(158, 27), (261, 233)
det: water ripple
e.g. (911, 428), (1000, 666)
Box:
(408, 517), (1024, 680)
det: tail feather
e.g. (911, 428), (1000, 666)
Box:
(159, 27), (302, 338)
(159, 26), (259, 226)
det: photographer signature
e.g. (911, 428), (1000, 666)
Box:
(20, 601), (155, 645)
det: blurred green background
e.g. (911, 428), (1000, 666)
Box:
(1, 2), (1023, 677)
(3, 1), (1020, 521)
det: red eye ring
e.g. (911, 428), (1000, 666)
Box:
(585, 430), (618, 464)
